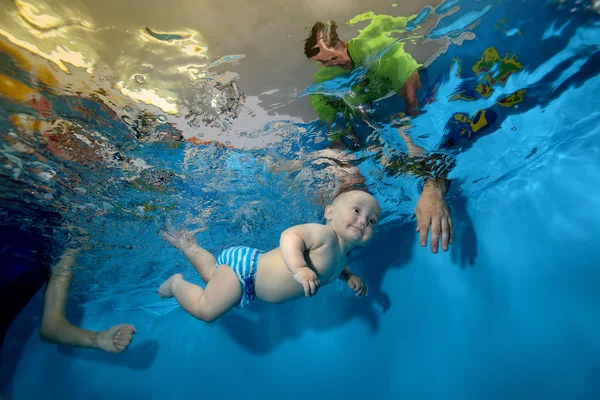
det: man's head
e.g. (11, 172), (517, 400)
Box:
(325, 189), (381, 247)
(304, 21), (353, 70)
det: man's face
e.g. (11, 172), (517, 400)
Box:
(309, 40), (352, 70)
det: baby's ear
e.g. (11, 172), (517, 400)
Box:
(324, 205), (333, 221)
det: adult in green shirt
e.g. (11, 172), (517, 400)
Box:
(303, 18), (453, 254)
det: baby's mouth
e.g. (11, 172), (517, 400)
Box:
(351, 226), (363, 235)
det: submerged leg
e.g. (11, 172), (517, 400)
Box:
(158, 265), (242, 323)
(162, 230), (217, 283)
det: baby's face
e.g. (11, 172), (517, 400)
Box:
(329, 191), (381, 246)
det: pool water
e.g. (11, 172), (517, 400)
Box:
(1, 0), (599, 399)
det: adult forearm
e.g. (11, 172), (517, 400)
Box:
(423, 177), (449, 195)
(397, 126), (425, 156)
(40, 318), (99, 349)
(417, 152), (456, 191)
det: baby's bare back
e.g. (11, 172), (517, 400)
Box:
(254, 232), (347, 303)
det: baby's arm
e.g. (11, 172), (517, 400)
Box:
(338, 266), (368, 298)
(280, 224), (331, 296)
(338, 266), (354, 282)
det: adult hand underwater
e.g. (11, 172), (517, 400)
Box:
(40, 246), (136, 353)
(303, 18), (454, 253)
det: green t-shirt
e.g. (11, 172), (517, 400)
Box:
(309, 15), (422, 126)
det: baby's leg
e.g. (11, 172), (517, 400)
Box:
(162, 231), (216, 283)
(158, 265), (242, 323)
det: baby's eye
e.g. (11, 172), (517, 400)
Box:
(369, 218), (377, 225)
(354, 208), (360, 214)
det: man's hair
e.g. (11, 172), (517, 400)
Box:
(304, 21), (343, 59)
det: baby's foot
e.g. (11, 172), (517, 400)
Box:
(158, 273), (183, 298)
(161, 229), (201, 251)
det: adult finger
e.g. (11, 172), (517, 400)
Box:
(430, 217), (441, 253)
(441, 218), (449, 251)
(419, 216), (431, 247)
(113, 343), (125, 352)
(114, 338), (131, 347)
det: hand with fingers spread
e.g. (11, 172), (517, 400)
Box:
(415, 179), (453, 253)
(293, 267), (321, 297)
(95, 324), (137, 353)
(346, 274), (368, 298)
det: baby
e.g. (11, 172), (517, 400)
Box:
(158, 189), (381, 322)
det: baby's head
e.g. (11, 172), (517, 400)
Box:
(325, 189), (381, 247)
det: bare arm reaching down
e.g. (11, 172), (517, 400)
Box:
(279, 224), (333, 297)
(40, 248), (136, 353)
(339, 266), (368, 297)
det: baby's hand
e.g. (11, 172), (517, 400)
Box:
(161, 228), (203, 251)
(293, 268), (320, 297)
(347, 275), (368, 298)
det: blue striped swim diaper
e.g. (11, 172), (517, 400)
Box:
(216, 246), (264, 308)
